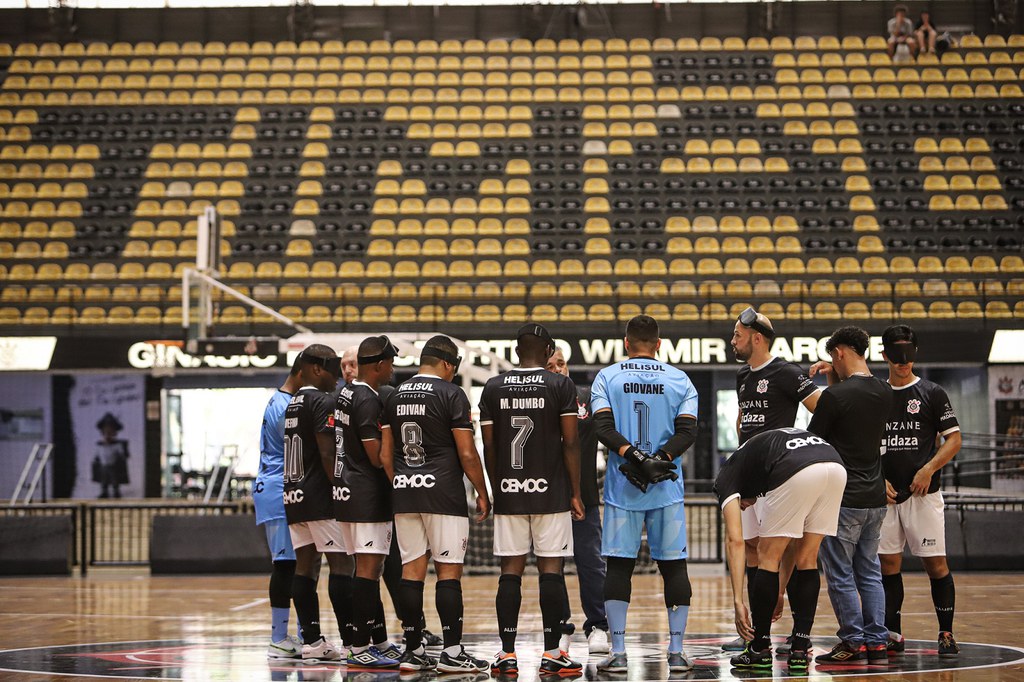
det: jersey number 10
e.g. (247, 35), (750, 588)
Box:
(283, 433), (304, 484)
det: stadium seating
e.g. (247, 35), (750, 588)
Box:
(1, 36), (1023, 329)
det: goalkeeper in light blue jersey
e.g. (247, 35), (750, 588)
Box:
(591, 315), (699, 674)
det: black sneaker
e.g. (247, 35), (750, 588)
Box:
(815, 641), (866, 664)
(776, 635), (794, 656)
(787, 648), (810, 672)
(491, 651), (518, 675)
(422, 628), (443, 647)
(867, 644), (888, 666)
(399, 648), (437, 671)
(730, 645), (773, 670)
(939, 631), (960, 657)
(887, 632), (906, 654)
(538, 651), (582, 677)
(437, 647), (488, 673)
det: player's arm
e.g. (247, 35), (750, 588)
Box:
(806, 390), (837, 440)
(363, 436), (383, 469)
(481, 422), (497, 488)
(801, 389), (822, 413)
(380, 425), (395, 482)
(723, 497), (753, 640)
(911, 431), (961, 496)
(314, 399), (336, 478)
(454, 428), (490, 523)
(735, 409), (742, 439)
(657, 413), (698, 460)
(560, 413), (584, 520)
(354, 399), (384, 468)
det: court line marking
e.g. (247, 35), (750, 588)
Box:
(229, 598), (269, 612)
(1, 637), (1023, 680)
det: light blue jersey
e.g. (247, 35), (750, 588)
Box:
(591, 357), (698, 511)
(253, 389), (293, 525)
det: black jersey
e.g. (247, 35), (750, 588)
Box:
(713, 428), (844, 507)
(479, 367), (579, 515)
(883, 377), (960, 501)
(282, 386), (336, 524)
(737, 357), (819, 444)
(383, 374), (474, 517)
(808, 375), (893, 509)
(576, 385), (600, 509)
(334, 381), (392, 523)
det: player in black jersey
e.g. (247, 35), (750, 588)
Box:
(547, 348), (610, 656)
(281, 344), (352, 664)
(729, 308), (822, 653)
(716, 428), (847, 672)
(479, 323), (585, 677)
(877, 325), (962, 657)
(334, 335), (401, 669)
(380, 335), (491, 674)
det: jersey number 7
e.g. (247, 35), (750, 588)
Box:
(510, 416), (534, 470)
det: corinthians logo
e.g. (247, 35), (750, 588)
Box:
(907, 399), (922, 415)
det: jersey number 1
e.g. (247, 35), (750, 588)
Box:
(284, 433), (304, 483)
(510, 416), (534, 469)
(633, 401), (652, 453)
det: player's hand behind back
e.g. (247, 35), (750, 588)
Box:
(570, 496), (585, 521)
(475, 494), (491, 523)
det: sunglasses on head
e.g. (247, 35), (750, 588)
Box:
(301, 352), (341, 377)
(738, 307), (775, 339)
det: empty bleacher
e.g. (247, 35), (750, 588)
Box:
(1, 36), (1023, 330)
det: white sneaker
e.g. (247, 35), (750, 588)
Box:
(559, 632), (572, 654)
(267, 634), (302, 659)
(302, 637), (342, 664)
(588, 628), (610, 655)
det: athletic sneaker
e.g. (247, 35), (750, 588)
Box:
(399, 648), (436, 671)
(887, 631), (906, 654)
(437, 647), (488, 673)
(302, 637), (343, 664)
(814, 641), (866, 664)
(667, 652), (692, 672)
(539, 651), (582, 676)
(867, 644), (888, 665)
(347, 646), (400, 669)
(721, 636), (748, 652)
(595, 652), (628, 673)
(422, 628), (443, 647)
(787, 648), (810, 672)
(267, 635), (302, 660)
(376, 642), (403, 660)
(587, 628), (610, 655)
(775, 635), (794, 655)
(491, 651), (519, 675)
(730, 645), (773, 670)
(938, 632), (960, 657)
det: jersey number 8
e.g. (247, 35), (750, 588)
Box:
(401, 422), (426, 467)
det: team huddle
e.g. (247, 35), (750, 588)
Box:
(252, 310), (961, 675)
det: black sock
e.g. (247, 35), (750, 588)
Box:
(291, 575), (321, 644)
(399, 579), (425, 652)
(930, 573), (955, 633)
(372, 591), (389, 645)
(745, 566), (758, 618)
(750, 569), (779, 652)
(382, 546), (404, 621)
(270, 559), (296, 608)
(539, 573), (569, 652)
(328, 573), (354, 645)
(496, 574), (523, 653)
(789, 569), (820, 652)
(882, 573), (904, 635)
(436, 579), (463, 649)
(351, 577), (380, 648)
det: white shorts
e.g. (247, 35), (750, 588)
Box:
(394, 513), (469, 564)
(339, 521), (393, 556)
(741, 498), (765, 541)
(879, 491), (946, 557)
(494, 512), (574, 557)
(289, 519), (347, 553)
(760, 462), (847, 538)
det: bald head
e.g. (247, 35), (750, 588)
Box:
(341, 345), (358, 383)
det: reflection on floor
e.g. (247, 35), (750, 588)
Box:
(2, 633), (1023, 681)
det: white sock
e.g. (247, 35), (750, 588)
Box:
(545, 648), (561, 657)
(443, 645), (462, 657)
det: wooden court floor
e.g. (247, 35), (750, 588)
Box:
(1, 568), (1023, 681)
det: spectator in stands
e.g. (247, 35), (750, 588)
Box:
(887, 5), (919, 59)
(915, 11), (939, 55)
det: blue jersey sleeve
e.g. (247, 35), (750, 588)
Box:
(590, 368), (611, 413)
(672, 371), (699, 418)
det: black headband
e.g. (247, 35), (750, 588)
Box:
(358, 335), (399, 365)
(300, 351), (341, 377)
(738, 306), (776, 340)
(421, 346), (462, 374)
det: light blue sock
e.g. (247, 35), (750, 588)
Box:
(667, 605), (689, 653)
(271, 607), (290, 643)
(606, 600), (629, 654)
